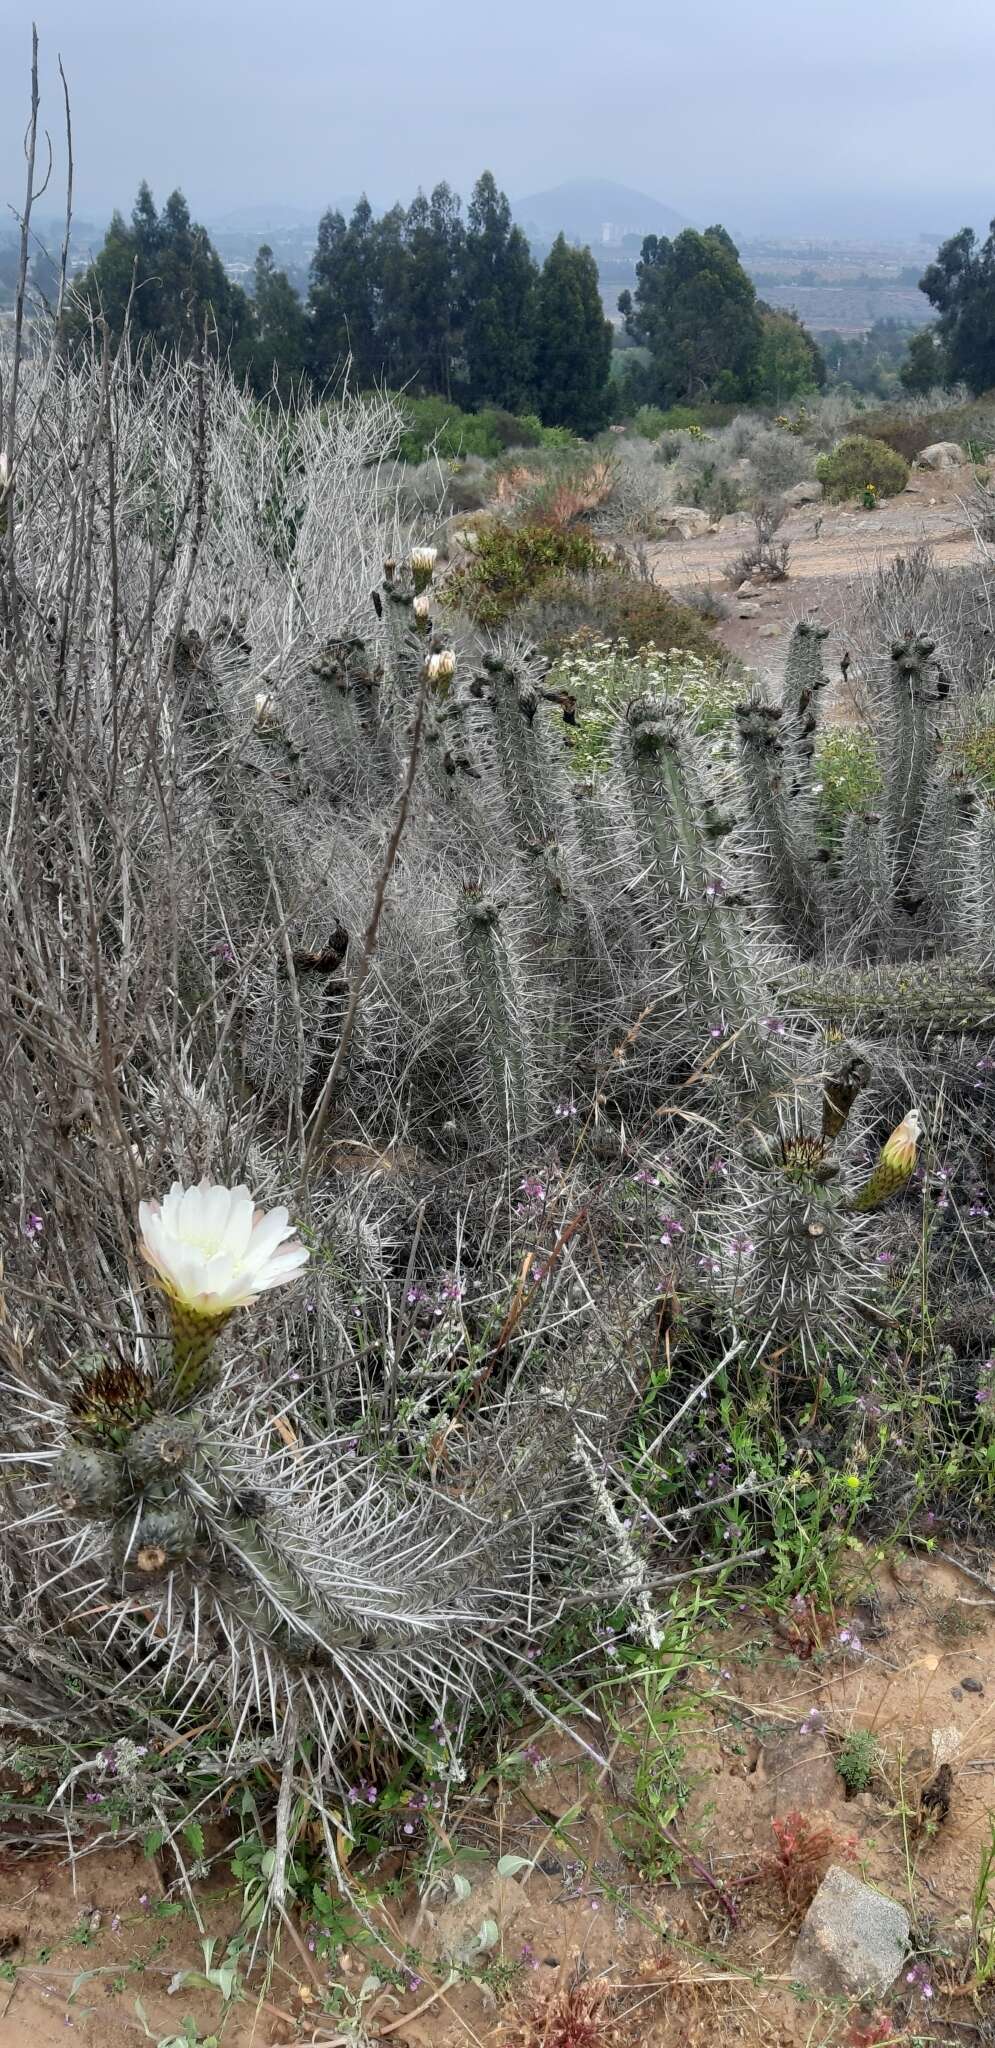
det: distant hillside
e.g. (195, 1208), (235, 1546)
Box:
(513, 178), (693, 248)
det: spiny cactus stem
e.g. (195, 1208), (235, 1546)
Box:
(459, 897), (532, 1140)
(303, 665), (431, 1174)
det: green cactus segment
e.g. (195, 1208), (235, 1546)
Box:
(458, 894), (534, 1139)
(736, 694), (823, 947)
(124, 1413), (203, 1486)
(727, 1130), (868, 1344)
(123, 1503), (200, 1576)
(821, 1048), (871, 1141)
(475, 655), (570, 850)
(788, 961), (995, 1035)
(882, 637), (941, 893)
(203, 1516), (411, 1659)
(618, 695), (773, 1083)
(54, 1442), (122, 1517)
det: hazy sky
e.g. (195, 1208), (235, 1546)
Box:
(1, 0), (991, 240)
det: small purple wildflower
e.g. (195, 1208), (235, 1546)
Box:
(21, 1212), (43, 1240)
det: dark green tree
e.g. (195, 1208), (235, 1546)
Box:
(307, 197), (380, 388)
(751, 307), (825, 405)
(919, 224), (995, 394)
(370, 204), (412, 389)
(531, 234), (612, 433)
(403, 183), (465, 398)
(66, 183), (251, 357)
(619, 226), (762, 404)
(233, 245), (309, 397)
(899, 326), (948, 394)
(461, 172), (537, 410)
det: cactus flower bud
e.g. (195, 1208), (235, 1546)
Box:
(412, 593), (431, 634)
(851, 1108), (920, 1212)
(253, 691), (276, 730)
(0, 450), (9, 495)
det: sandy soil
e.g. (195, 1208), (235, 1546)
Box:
(3, 1551), (995, 2046)
(647, 462), (985, 690)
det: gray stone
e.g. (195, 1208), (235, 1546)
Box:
(663, 506), (712, 540)
(782, 477), (823, 506)
(791, 1866), (909, 1998)
(915, 441), (965, 470)
(758, 624), (781, 639)
(736, 579), (760, 595)
(737, 602), (762, 618)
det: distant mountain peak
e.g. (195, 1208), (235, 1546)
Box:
(513, 179), (693, 246)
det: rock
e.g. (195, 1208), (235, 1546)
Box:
(950, 1686), (964, 1701)
(736, 579), (760, 595)
(782, 478), (823, 505)
(663, 506), (712, 540)
(792, 1867), (909, 1998)
(758, 625), (781, 639)
(756, 1732), (839, 1810)
(737, 602), (762, 619)
(932, 1725), (962, 1766)
(915, 441), (965, 470)
(962, 1675), (985, 1694)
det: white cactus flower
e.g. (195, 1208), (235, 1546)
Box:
(413, 593), (431, 620)
(253, 690), (276, 729)
(0, 450), (9, 494)
(139, 1180), (308, 1317)
(426, 650), (457, 684)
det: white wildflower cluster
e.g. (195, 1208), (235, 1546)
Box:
(550, 641), (740, 760)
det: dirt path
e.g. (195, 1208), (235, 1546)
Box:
(646, 464), (984, 680)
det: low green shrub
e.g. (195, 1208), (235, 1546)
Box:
(814, 730), (882, 837)
(395, 397), (555, 465)
(441, 522), (611, 625)
(835, 1728), (878, 1794)
(816, 435), (909, 501)
(516, 568), (725, 660)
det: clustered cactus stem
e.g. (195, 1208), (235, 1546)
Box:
(617, 695), (776, 1088)
(458, 891), (534, 1140)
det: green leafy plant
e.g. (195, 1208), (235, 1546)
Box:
(441, 520), (611, 622)
(816, 435), (909, 501)
(836, 1727), (879, 1794)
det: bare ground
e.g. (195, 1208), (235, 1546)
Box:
(4, 1552), (995, 2045)
(646, 463), (984, 695)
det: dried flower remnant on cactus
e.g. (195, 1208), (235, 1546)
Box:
(426, 649), (457, 688)
(410, 545), (438, 593)
(139, 1180), (308, 1393)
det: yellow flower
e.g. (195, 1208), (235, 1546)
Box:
(851, 1108), (920, 1212)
